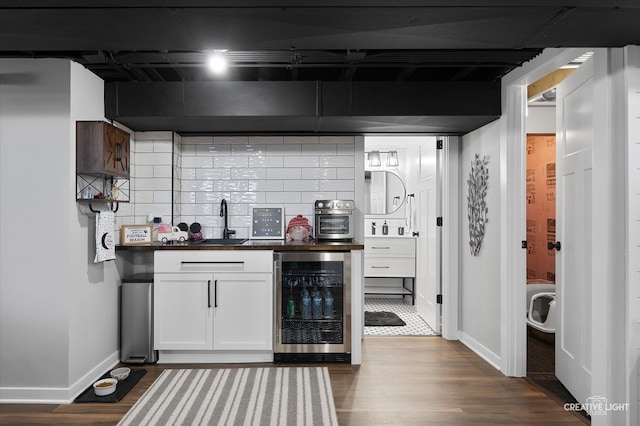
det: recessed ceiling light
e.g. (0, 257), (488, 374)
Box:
(208, 51), (228, 74)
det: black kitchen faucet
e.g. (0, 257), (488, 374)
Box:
(219, 199), (236, 239)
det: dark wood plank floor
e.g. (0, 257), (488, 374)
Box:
(0, 336), (587, 425)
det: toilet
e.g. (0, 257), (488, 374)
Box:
(526, 283), (556, 343)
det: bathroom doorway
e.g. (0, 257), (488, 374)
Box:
(363, 135), (440, 337)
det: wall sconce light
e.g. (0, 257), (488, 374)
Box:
(386, 150), (399, 167)
(366, 150), (399, 167)
(368, 151), (381, 167)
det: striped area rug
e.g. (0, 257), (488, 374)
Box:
(117, 367), (338, 426)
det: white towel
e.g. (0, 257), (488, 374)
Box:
(94, 210), (115, 263)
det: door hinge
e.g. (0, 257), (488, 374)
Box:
(436, 139), (443, 149)
(436, 294), (443, 304)
(521, 240), (528, 249)
(436, 217), (443, 226)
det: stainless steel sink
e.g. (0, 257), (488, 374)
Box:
(194, 238), (248, 245)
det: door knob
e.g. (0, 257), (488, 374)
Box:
(547, 241), (561, 251)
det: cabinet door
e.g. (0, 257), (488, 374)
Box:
(103, 125), (119, 175)
(154, 273), (213, 350)
(212, 273), (273, 350)
(114, 127), (130, 176)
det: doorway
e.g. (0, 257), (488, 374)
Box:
(363, 135), (440, 337)
(523, 52), (595, 415)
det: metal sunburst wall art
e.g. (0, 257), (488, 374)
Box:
(467, 154), (489, 256)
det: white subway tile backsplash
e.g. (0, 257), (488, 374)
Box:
(180, 191), (197, 204)
(136, 152), (173, 166)
(283, 203), (315, 217)
(182, 136), (214, 144)
(231, 168), (267, 180)
(248, 180), (285, 191)
(284, 156), (319, 167)
(249, 135), (284, 145)
(135, 165), (154, 178)
(319, 179), (354, 191)
(337, 168), (356, 179)
(182, 156), (214, 169)
(322, 136), (355, 145)
(195, 168), (231, 180)
(196, 191), (231, 204)
(301, 144), (337, 156)
(284, 136), (319, 145)
(337, 143), (355, 155)
(230, 192), (266, 204)
(135, 131), (173, 141)
(181, 168), (197, 180)
(181, 180), (214, 192)
(181, 203), (215, 216)
(154, 140), (173, 153)
(213, 180), (249, 192)
(136, 177), (172, 191)
(287, 179), (319, 192)
(319, 155), (354, 167)
(301, 192), (337, 203)
(336, 191), (356, 200)
(267, 144), (301, 156)
(197, 143), (230, 156)
(302, 168), (337, 180)
(215, 136), (249, 145)
(130, 134), (356, 235)
(249, 156), (284, 168)
(134, 190), (154, 204)
(266, 168), (302, 180)
(231, 144), (266, 156)
(266, 191), (302, 204)
(214, 156), (250, 168)
(154, 165), (172, 178)
(135, 140), (155, 152)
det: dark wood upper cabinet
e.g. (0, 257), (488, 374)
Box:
(76, 121), (130, 177)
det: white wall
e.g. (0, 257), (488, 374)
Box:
(459, 121), (503, 367)
(0, 59), (120, 402)
(527, 105), (555, 133)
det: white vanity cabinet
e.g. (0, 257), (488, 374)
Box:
(364, 237), (416, 303)
(153, 250), (273, 359)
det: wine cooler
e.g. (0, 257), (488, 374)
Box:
(274, 252), (351, 363)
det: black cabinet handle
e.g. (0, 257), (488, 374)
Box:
(214, 280), (218, 307)
(207, 280), (211, 308)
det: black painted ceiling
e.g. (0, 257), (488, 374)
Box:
(1, 1), (639, 134)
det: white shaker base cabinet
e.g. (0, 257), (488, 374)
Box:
(153, 250), (274, 363)
(212, 272), (273, 351)
(154, 273), (213, 350)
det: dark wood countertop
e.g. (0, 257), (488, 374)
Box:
(116, 239), (364, 252)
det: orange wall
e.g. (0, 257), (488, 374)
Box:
(526, 134), (556, 282)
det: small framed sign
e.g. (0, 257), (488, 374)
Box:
(121, 225), (153, 245)
(250, 206), (285, 239)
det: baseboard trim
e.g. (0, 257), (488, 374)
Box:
(459, 331), (502, 372)
(0, 351), (119, 404)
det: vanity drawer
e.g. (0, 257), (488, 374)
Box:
(364, 257), (416, 277)
(364, 238), (415, 257)
(155, 250), (273, 274)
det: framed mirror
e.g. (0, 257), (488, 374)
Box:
(364, 171), (406, 214)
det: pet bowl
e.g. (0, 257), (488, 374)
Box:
(93, 378), (117, 396)
(110, 367), (131, 381)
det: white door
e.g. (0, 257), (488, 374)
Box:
(555, 56), (594, 405)
(213, 273), (273, 350)
(416, 138), (439, 331)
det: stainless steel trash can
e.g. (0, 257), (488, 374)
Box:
(120, 274), (158, 364)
